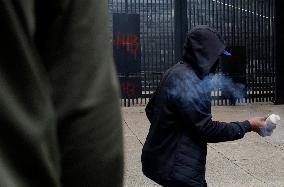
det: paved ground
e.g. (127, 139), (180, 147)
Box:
(122, 103), (284, 187)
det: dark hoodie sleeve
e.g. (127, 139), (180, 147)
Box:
(181, 100), (251, 143)
(169, 84), (251, 143)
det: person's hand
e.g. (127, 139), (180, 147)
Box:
(248, 116), (268, 136)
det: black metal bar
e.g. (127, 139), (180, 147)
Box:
(170, 0), (174, 67)
(256, 0), (260, 102)
(212, 0), (215, 29)
(268, 0), (272, 102)
(274, 0), (284, 104)
(174, 0), (188, 62)
(260, 0), (265, 102)
(208, 0), (211, 27)
(200, 0), (203, 24)
(242, 0), (248, 103)
(193, 0), (196, 26)
(146, 0), (150, 100)
(188, 0), (192, 30)
(141, 0), (145, 104)
(249, 1), (254, 102)
(245, 0), (250, 102)
(252, 0), (257, 102)
(232, 0), (235, 47)
(255, 0), (259, 102)
(150, 0), (154, 96)
(205, 0), (208, 25)
(166, 0), (170, 70)
(154, 0), (158, 90)
(271, 0), (275, 102)
(264, 0), (268, 102)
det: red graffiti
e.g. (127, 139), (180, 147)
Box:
(114, 32), (139, 56)
(120, 81), (136, 97)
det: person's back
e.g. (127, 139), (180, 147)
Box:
(0, 1), (123, 186)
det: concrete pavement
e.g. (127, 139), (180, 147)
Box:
(122, 103), (284, 187)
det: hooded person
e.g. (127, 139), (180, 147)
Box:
(141, 25), (267, 187)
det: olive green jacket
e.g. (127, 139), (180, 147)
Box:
(0, 0), (123, 186)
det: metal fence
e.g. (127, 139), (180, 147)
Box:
(108, 0), (276, 106)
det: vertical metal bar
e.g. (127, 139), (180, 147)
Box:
(198, 0), (200, 25)
(174, 0), (188, 62)
(268, 0), (271, 102)
(222, 0), (226, 105)
(240, 0), (247, 104)
(274, 0), (284, 104)
(188, 0), (192, 30)
(220, 0), (225, 38)
(146, 0), (149, 101)
(264, 1), (271, 102)
(262, 0), (265, 102)
(166, 0), (169, 70)
(150, 0), (154, 98)
(233, 0), (239, 104)
(125, 0), (128, 13)
(170, 0), (173, 67)
(260, 0), (265, 102)
(163, 1), (166, 72)
(250, 0), (254, 102)
(245, 0), (248, 103)
(271, 0), (275, 102)
(205, 0), (208, 25)
(259, 0), (263, 102)
(247, 0), (251, 103)
(156, 0), (159, 90)
(141, 0), (145, 104)
(268, 0), (272, 102)
(213, 0), (218, 105)
(154, 0), (157, 90)
(193, 0), (196, 26)
(254, 0), (258, 102)
(251, 0), (255, 103)
(212, 0), (215, 29)
(208, 0), (211, 27)
(201, 0), (203, 24)
(216, 0), (219, 35)
(160, 0), (163, 75)
(255, 0), (259, 102)
(249, 0), (254, 102)
(226, 0), (230, 48)
(256, 0), (260, 102)
(232, 0), (235, 47)
(138, 0), (142, 104)
(266, 0), (271, 102)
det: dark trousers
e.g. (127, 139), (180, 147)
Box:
(158, 179), (207, 187)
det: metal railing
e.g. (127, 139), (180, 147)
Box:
(108, 0), (276, 106)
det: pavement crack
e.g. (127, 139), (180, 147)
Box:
(261, 139), (284, 151)
(124, 119), (144, 146)
(208, 144), (276, 187)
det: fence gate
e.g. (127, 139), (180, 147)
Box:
(108, 0), (276, 106)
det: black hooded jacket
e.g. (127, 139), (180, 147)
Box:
(141, 26), (251, 186)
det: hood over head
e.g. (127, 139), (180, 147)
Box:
(182, 25), (226, 78)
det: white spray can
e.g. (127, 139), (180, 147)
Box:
(259, 114), (280, 137)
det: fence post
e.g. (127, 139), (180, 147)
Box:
(125, 0), (128, 13)
(275, 1), (284, 104)
(174, 0), (188, 62)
